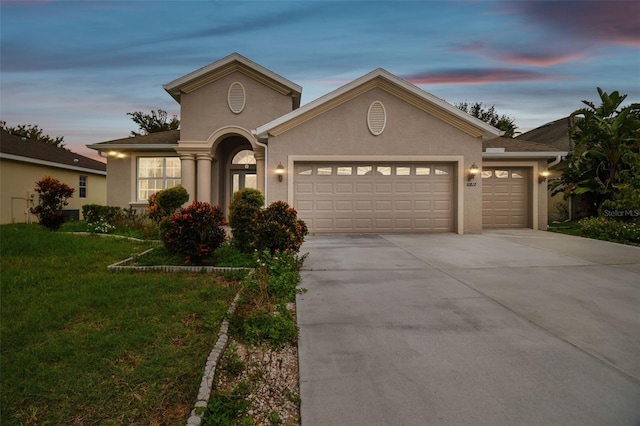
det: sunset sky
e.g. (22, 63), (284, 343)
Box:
(1, 0), (638, 161)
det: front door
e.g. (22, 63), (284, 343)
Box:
(231, 170), (257, 194)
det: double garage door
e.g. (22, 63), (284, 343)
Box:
(294, 162), (453, 233)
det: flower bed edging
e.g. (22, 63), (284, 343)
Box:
(186, 293), (241, 426)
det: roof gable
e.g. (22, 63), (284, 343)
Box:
(255, 68), (502, 140)
(1, 130), (106, 173)
(163, 53), (302, 107)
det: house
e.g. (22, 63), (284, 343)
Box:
(0, 129), (107, 224)
(88, 53), (567, 234)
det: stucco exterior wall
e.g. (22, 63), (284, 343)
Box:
(105, 155), (132, 208)
(265, 87), (484, 234)
(0, 159), (106, 224)
(180, 71), (294, 142)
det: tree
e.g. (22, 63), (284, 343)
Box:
(0, 121), (65, 148)
(551, 88), (640, 217)
(455, 102), (517, 137)
(127, 109), (180, 136)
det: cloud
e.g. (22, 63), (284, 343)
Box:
(508, 1), (640, 47)
(402, 69), (559, 85)
(493, 51), (586, 67)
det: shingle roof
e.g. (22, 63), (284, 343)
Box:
(87, 129), (180, 148)
(516, 117), (573, 152)
(1, 129), (106, 173)
(483, 136), (561, 152)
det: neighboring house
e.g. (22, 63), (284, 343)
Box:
(89, 53), (567, 234)
(516, 117), (573, 221)
(0, 129), (107, 224)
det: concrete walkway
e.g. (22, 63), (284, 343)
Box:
(296, 230), (640, 425)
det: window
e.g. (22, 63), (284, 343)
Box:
(79, 176), (87, 198)
(482, 170), (493, 179)
(415, 167), (430, 176)
(357, 166), (373, 175)
(232, 150), (255, 165)
(138, 157), (181, 201)
(337, 166), (352, 176)
(317, 166), (332, 176)
(495, 170), (509, 179)
(395, 166), (411, 176)
(376, 166), (391, 176)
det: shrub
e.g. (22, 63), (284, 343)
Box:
(30, 176), (75, 230)
(599, 183), (640, 223)
(160, 201), (227, 265)
(148, 186), (189, 222)
(578, 216), (640, 244)
(254, 201), (308, 254)
(82, 204), (122, 224)
(228, 188), (264, 253)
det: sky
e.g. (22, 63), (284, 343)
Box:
(1, 0), (639, 162)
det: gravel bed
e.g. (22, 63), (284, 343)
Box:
(215, 339), (301, 425)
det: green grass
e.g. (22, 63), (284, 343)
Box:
(135, 243), (255, 268)
(1, 224), (238, 425)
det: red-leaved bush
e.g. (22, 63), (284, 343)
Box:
(30, 176), (75, 230)
(160, 201), (227, 265)
(254, 201), (308, 254)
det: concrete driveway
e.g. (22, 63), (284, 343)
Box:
(296, 230), (640, 426)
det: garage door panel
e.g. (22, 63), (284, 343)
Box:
(336, 183), (354, 193)
(316, 200), (333, 211)
(316, 183), (334, 193)
(335, 200), (353, 211)
(395, 183), (412, 193)
(356, 200), (373, 211)
(295, 162), (454, 233)
(415, 183), (433, 192)
(375, 200), (393, 211)
(297, 200), (313, 212)
(356, 183), (373, 193)
(335, 218), (354, 230)
(296, 183), (313, 193)
(395, 200), (412, 211)
(375, 183), (393, 193)
(415, 200), (432, 211)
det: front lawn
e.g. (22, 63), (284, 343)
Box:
(0, 224), (238, 425)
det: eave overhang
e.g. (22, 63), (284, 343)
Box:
(86, 143), (178, 152)
(482, 151), (568, 161)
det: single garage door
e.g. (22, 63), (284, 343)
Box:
(482, 168), (529, 228)
(294, 162), (453, 233)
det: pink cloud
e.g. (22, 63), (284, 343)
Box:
(495, 51), (586, 67)
(403, 69), (558, 85)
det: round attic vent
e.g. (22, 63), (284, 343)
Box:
(228, 82), (246, 114)
(367, 101), (386, 135)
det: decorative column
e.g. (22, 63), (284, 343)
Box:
(254, 146), (265, 197)
(196, 153), (213, 203)
(180, 153), (196, 204)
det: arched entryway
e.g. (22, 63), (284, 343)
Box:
(177, 126), (265, 212)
